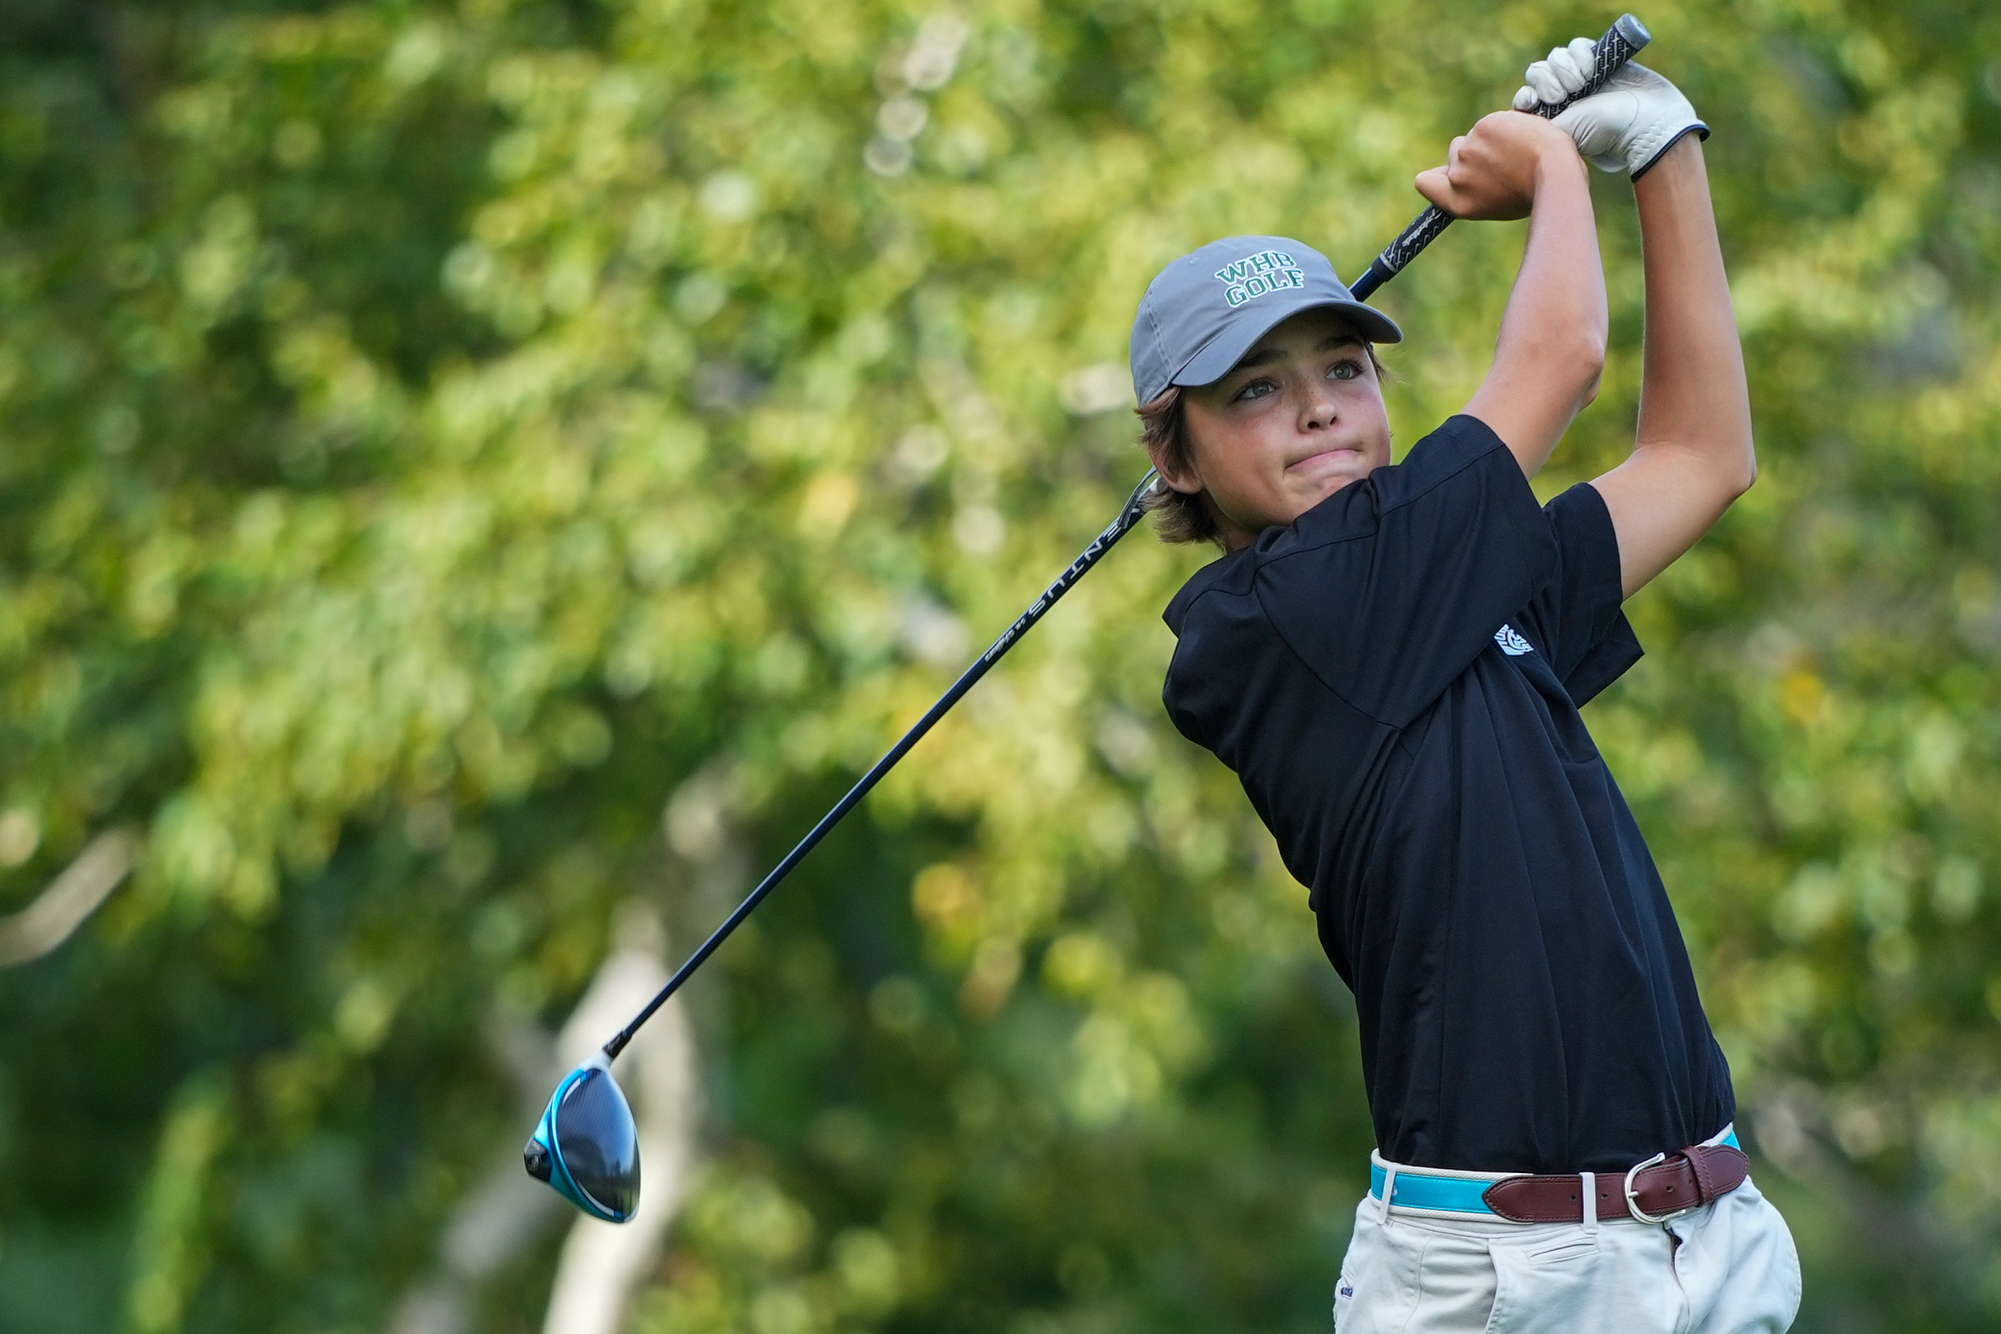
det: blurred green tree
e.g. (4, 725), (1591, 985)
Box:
(1, 1), (1999, 1331)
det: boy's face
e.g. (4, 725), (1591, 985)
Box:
(1158, 308), (1392, 552)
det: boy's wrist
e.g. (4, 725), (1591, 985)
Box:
(1529, 144), (1588, 197)
(1632, 131), (1704, 193)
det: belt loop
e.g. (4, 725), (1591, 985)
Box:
(1578, 1171), (1597, 1231)
(1379, 1164), (1398, 1226)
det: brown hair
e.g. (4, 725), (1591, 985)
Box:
(1138, 344), (1387, 547)
(1136, 387), (1213, 545)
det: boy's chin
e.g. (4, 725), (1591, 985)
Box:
(1294, 467), (1367, 510)
(1248, 474), (1363, 533)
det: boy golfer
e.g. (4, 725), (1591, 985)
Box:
(1134, 45), (1799, 1332)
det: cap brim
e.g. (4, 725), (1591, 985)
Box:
(1172, 298), (1403, 391)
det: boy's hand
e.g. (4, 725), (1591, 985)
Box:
(1515, 39), (1709, 179)
(1414, 112), (1583, 221)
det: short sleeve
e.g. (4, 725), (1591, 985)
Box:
(1515, 482), (1643, 706)
(1250, 415), (1559, 727)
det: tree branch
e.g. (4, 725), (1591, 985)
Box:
(0, 827), (142, 967)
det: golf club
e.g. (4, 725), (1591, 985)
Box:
(1351, 12), (1650, 301)
(525, 13), (1654, 1224)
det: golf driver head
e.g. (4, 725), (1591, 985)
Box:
(524, 1050), (641, 1222)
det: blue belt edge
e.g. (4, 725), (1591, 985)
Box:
(1368, 1129), (1742, 1216)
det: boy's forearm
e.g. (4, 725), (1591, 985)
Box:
(1465, 150), (1608, 477)
(1632, 137), (1754, 486)
(1590, 134), (1754, 596)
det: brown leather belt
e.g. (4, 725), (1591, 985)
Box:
(1481, 1143), (1750, 1224)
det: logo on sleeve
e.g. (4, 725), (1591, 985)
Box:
(1214, 250), (1306, 307)
(1495, 624), (1534, 656)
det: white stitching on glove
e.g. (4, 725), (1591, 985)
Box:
(1513, 37), (1709, 179)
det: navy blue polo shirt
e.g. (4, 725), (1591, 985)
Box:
(1161, 414), (1734, 1175)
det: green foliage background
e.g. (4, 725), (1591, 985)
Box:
(1, 0), (1998, 1330)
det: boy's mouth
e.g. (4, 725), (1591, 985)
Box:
(1286, 447), (1361, 472)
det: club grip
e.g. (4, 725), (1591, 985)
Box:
(1349, 14), (1651, 303)
(1531, 12), (1652, 119)
(1352, 209), (1452, 302)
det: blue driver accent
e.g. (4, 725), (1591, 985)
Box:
(525, 1060), (642, 1223)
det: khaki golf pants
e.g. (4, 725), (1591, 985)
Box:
(1333, 1173), (1800, 1333)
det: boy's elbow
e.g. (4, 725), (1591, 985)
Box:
(1731, 449), (1758, 498)
(1698, 437), (1758, 509)
(1491, 330), (1607, 414)
(1571, 338), (1606, 409)
(1721, 427), (1758, 499)
(1577, 362), (1604, 410)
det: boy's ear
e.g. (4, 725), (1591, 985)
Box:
(1148, 444), (1205, 495)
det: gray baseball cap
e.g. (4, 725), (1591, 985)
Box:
(1129, 236), (1402, 405)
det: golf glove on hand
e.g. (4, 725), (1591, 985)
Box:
(1513, 37), (1708, 179)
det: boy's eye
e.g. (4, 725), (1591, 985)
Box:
(1329, 359), (1361, 381)
(1234, 378), (1277, 402)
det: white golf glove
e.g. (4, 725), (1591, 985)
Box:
(1513, 37), (1709, 179)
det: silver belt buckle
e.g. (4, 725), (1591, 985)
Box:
(1623, 1151), (1697, 1224)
